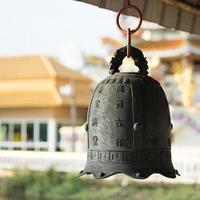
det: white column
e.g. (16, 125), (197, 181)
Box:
(34, 121), (40, 151)
(9, 123), (14, 150)
(70, 80), (77, 152)
(48, 119), (57, 152)
(21, 122), (27, 150)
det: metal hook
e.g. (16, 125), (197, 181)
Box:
(127, 28), (131, 58)
(116, 2), (142, 57)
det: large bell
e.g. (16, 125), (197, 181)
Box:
(80, 46), (179, 179)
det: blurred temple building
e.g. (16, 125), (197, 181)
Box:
(0, 56), (92, 152)
(135, 28), (200, 146)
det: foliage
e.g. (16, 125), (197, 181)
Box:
(0, 169), (200, 200)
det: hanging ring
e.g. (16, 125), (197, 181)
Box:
(116, 4), (143, 34)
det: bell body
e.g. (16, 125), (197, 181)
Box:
(80, 47), (178, 179)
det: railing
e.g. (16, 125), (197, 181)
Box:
(0, 150), (86, 172)
(0, 142), (48, 150)
(0, 146), (200, 183)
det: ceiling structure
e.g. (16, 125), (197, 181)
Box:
(75, 0), (200, 35)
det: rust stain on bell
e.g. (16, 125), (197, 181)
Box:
(80, 46), (179, 179)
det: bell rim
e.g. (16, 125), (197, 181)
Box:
(79, 163), (180, 179)
(79, 169), (179, 180)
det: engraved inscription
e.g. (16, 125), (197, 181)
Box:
(95, 99), (100, 108)
(110, 151), (123, 162)
(117, 85), (124, 93)
(98, 86), (104, 94)
(116, 138), (124, 147)
(92, 136), (98, 146)
(99, 151), (109, 162)
(92, 118), (98, 127)
(89, 150), (98, 161)
(88, 150), (170, 163)
(115, 118), (123, 127)
(116, 100), (123, 109)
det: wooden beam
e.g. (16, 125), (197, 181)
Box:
(161, 0), (200, 15)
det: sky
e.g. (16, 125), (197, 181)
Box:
(0, 0), (163, 69)
(0, 0), (124, 67)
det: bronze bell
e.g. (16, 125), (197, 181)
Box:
(80, 46), (179, 179)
